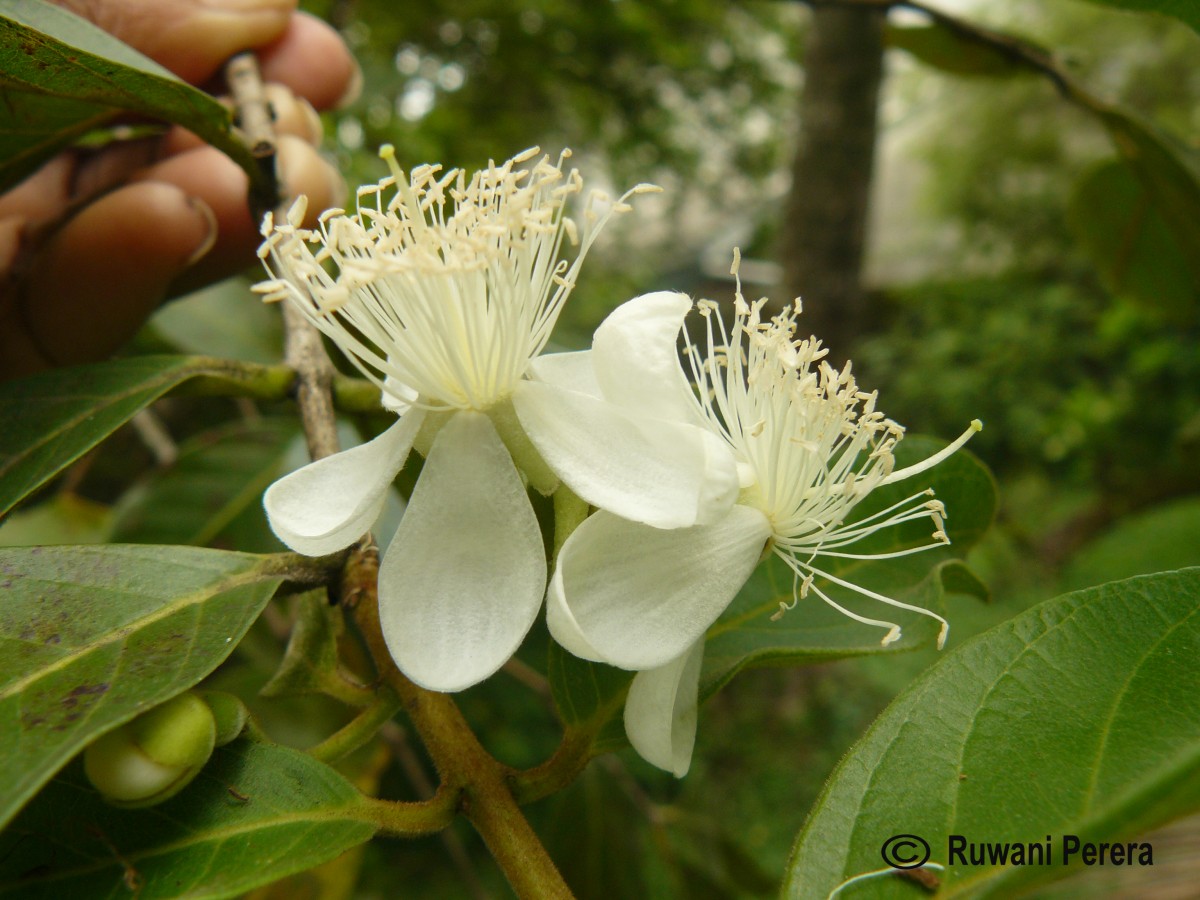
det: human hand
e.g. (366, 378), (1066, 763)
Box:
(0, 0), (358, 380)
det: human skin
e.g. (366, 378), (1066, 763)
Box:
(0, 0), (359, 379)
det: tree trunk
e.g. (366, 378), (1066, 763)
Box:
(780, 4), (887, 358)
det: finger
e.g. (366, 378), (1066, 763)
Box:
(54, 0), (295, 85)
(0, 155), (75, 233)
(131, 137), (344, 294)
(257, 12), (361, 110)
(17, 182), (216, 368)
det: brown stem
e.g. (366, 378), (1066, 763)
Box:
(348, 544), (575, 899)
(380, 721), (491, 900)
(225, 52), (281, 222)
(510, 729), (595, 806)
(226, 53), (340, 461)
(281, 302), (342, 460)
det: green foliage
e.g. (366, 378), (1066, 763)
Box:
(901, 1), (1200, 276)
(855, 276), (1200, 493)
(1069, 158), (1199, 318)
(0, 1), (267, 199)
(0, 545), (285, 828)
(0, 741), (378, 899)
(0, 356), (294, 520)
(260, 590), (357, 701)
(1060, 496), (1200, 592)
(303, 0), (800, 211)
(1084, 106), (1200, 311)
(547, 640), (633, 754)
(110, 419), (297, 551)
(885, 24), (1029, 77)
(0, 357), (206, 517)
(147, 279), (284, 366)
(1077, 0), (1200, 33)
(785, 568), (1200, 898)
(1, 0), (1196, 895)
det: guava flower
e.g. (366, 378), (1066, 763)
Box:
(544, 260), (980, 774)
(254, 148), (737, 692)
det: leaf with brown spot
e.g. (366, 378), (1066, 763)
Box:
(0, 545), (287, 829)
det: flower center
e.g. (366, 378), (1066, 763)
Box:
(682, 251), (977, 648)
(685, 283), (905, 548)
(256, 148), (657, 412)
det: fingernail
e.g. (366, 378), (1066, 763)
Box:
(184, 196), (218, 266)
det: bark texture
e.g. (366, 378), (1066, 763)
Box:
(781, 5), (887, 356)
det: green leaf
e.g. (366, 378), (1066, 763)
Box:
(260, 590), (349, 699)
(885, 24), (1028, 77)
(784, 568), (1200, 899)
(148, 279), (284, 366)
(1075, 0), (1200, 33)
(0, 1), (265, 197)
(547, 641), (633, 754)
(0, 545), (287, 829)
(110, 419), (297, 550)
(0, 494), (110, 547)
(0, 741), (378, 899)
(702, 438), (996, 698)
(1085, 109), (1200, 307)
(1071, 158), (1198, 315)
(1060, 496), (1200, 593)
(0, 355), (288, 520)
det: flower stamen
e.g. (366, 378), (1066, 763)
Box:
(683, 250), (977, 649)
(256, 147), (659, 414)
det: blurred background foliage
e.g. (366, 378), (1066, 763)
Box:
(4, 0), (1199, 895)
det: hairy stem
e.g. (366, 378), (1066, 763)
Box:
(357, 788), (458, 838)
(309, 688), (403, 762)
(511, 728), (595, 806)
(348, 544), (575, 899)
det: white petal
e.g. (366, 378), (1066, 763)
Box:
(526, 350), (601, 399)
(378, 411), (546, 692)
(591, 291), (703, 425)
(264, 411), (425, 555)
(513, 380), (739, 529)
(547, 505), (771, 669)
(624, 641), (705, 778)
(381, 374), (419, 414)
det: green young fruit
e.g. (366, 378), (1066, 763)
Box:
(84, 692), (216, 808)
(198, 690), (249, 746)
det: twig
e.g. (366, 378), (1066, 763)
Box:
(281, 302), (342, 460)
(225, 53), (280, 222)
(129, 409), (177, 467)
(381, 721), (494, 900)
(797, 0), (1077, 99)
(225, 53), (341, 461)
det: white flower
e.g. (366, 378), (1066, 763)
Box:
(254, 149), (738, 692)
(542, 260), (981, 774)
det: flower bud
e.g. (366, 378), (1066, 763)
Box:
(84, 692), (216, 807)
(197, 690), (248, 746)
